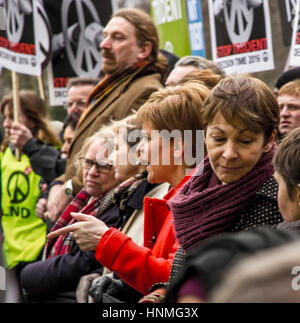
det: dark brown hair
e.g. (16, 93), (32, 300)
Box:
(1, 90), (61, 151)
(202, 74), (280, 143)
(113, 8), (168, 78)
(67, 76), (100, 90)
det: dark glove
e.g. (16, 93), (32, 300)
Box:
(76, 272), (101, 303)
(89, 275), (142, 303)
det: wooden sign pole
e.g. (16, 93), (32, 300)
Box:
(12, 71), (21, 161)
(38, 74), (46, 101)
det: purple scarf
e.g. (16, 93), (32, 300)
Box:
(168, 144), (276, 251)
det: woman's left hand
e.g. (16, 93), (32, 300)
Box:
(10, 122), (33, 151)
(47, 213), (109, 250)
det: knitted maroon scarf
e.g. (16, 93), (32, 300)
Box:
(168, 143), (276, 251)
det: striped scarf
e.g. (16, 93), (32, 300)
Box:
(112, 171), (147, 211)
(168, 143), (277, 251)
(43, 188), (114, 258)
(77, 60), (152, 128)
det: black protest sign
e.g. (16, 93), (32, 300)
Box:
(45, 0), (117, 106)
(278, 0), (297, 47)
(209, 0), (274, 74)
(0, 0), (47, 76)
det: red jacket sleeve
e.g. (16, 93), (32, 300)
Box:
(95, 225), (178, 295)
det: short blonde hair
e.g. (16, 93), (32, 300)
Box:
(136, 81), (210, 156)
(278, 79), (300, 97)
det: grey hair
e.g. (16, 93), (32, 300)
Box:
(74, 124), (115, 173)
(175, 56), (225, 76)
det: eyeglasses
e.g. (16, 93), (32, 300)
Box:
(79, 157), (114, 174)
(63, 99), (87, 110)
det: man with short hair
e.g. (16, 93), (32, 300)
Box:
(64, 77), (100, 117)
(46, 8), (166, 223)
(277, 79), (300, 141)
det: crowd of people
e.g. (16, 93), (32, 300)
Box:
(1, 8), (300, 303)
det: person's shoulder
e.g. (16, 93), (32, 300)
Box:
(129, 72), (163, 89)
(255, 175), (278, 200)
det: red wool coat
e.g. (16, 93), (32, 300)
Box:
(95, 176), (191, 295)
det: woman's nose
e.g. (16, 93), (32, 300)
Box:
(222, 142), (238, 160)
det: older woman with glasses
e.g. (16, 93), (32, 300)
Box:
(19, 126), (120, 302)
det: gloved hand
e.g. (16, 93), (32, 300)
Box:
(76, 272), (101, 303)
(89, 275), (123, 303)
(89, 275), (143, 303)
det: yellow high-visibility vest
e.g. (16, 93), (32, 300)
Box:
(1, 147), (46, 269)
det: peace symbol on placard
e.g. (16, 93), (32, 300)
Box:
(5, 0), (27, 43)
(5, 0), (52, 68)
(223, 0), (254, 44)
(36, 1), (52, 68)
(61, 0), (103, 76)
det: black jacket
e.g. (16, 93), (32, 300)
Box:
(165, 227), (300, 303)
(23, 138), (66, 185)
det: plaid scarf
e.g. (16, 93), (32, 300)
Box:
(95, 171), (148, 230)
(77, 60), (152, 128)
(44, 188), (115, 259)
(112, 171), (147, 211)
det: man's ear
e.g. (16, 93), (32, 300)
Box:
(137, 41), (152, 60)
(263, 130), (277, 152)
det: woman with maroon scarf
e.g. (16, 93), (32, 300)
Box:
(170, 74), (283, 249)
(159, 74), (284, 303)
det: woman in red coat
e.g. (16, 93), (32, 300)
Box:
(48, 81), (210, 296)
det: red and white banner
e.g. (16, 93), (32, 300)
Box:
(290, 0), (300, 66)
(45, 0), (117, 106)
(0, 0), (50, 76)
(208, 0), (274, 74)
